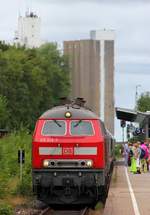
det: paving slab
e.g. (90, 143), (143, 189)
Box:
(103, 166), (134, 215)
(128, 170), (150, 215)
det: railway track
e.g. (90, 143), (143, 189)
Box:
(40, 207), (89, 215)
(39, 207), (51, 215)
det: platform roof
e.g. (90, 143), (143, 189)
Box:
(115, 107), (149, 124)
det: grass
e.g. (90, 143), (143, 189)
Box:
(0, 129), (33, 212)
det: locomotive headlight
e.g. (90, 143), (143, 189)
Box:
(43, 160), (49, 168)
(65, 111), (72, 118)
(86, 160), (93, 168)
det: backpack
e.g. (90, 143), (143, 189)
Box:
(140, 148), (146, 159)
(128, 155), (131, 166)
(127, 149), (133, 167)
(129, 149), (133, 157)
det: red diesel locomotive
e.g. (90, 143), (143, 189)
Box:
(32, 99), (115, 207)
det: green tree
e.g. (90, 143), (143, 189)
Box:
(37, 43), (70, 107)
(137, 92), (150, 112)
(0, 43), (70, 131)
(0, 41), (9, 51)
(0, 95), (9, 128)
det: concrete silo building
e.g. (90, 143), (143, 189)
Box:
(14, 11), (41, 48)
(64, 30), (115, 134)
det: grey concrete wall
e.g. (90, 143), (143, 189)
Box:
(64, 40), (100, 115)
(64, 39), (114, 135)
(104, 40), (114, 134)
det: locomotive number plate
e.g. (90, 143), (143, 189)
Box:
(63, 147), (73, 155)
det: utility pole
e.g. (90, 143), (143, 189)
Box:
(122, 127), (125, 143)
(135, 84), (141, 111)
(20, 150), (23, 182)
(145, 117), (149, 139)
(18, 149), (25, 182)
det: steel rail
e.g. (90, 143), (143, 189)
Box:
(81, 207), (89, 215)
(39, 207), (52, 215)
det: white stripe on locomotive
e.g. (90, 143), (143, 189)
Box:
(74, 147), (97, 155)
(39, 147), (97, 155)
(39, 147), (62, 155)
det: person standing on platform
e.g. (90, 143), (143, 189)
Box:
(140, 141), (149, 173)
(124, 142), (129, 166)
(145, 139), (150, 171)
(128, 143), (133, 169)
(130, 143), (137, 173)
(134, 142), (141, 174)
(148, 143), (150, 171)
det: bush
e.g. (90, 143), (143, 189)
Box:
(0, 178), (7, 198)
(14, 176), (32, 196)
(0, 204), (13, 215)
(114, 144), (123, 158)
(0, 129), (32, 199)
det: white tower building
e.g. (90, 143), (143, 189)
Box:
(90, 29), (115, 134)
(90, 30), (115, 122)
(14, 11), (41, 48)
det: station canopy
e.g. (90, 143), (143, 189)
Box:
(115, 107), (148, 124)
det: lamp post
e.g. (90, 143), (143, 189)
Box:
(120, 120), (126, 143)
(135, 84), (141, 111)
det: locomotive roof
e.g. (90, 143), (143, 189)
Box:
(40, 105), (99, 119)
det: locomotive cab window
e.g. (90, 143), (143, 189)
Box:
(70, 120), (94, 136)
(42, 120), (66, 136)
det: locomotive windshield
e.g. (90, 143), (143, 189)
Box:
(70, 120), (94, 136)
(42, 120), (66, 136)
(41, 120), (94, 136)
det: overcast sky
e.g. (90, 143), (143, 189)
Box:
(0, 0), (150, 140)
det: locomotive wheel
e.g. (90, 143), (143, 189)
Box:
(99, 174), (111, 205)
(101, 191), (107, 204)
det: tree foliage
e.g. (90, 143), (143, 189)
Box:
(0, 43), (70, 130)
(0, 96), (9, 128)
(137, 92), (150, 112)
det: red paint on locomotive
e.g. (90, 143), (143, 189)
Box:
(32, 102), (115, 207)
(32, 119), (105, 169)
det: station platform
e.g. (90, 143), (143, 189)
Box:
(103, 163), (150, 215)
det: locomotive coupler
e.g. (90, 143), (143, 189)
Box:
(63, 178), (73, 196)
(65, 186), (71, 196)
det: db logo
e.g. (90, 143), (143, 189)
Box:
(63, 147), (73, 155)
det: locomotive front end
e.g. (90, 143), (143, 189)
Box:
(32, 104), (114, 207)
